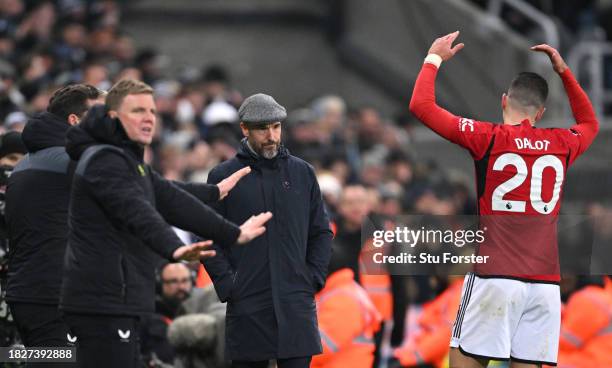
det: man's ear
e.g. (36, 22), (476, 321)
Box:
(501, 93), (507, 110)
(108, 110), (118, 119)
(67, 113), (80, 126)
(534, 106), (546, 122)
(239, 122), (249, 137)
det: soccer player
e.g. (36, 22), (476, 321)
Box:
(409, 31), (599, 368)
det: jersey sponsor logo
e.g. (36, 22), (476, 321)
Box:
(459, 118), (474, 132)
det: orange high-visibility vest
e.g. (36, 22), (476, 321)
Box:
(556, 277), (612, 368)
(312, 269), (382, 368)
(394, 279), (463, 368)
(359, 238), (393, 321)
(196, 263), (213, 288)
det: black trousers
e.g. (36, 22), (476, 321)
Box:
(9, 302), (73, 367)
(9, 302), (71, 347)
(231, 356), (312, 368)
(63, 313), (141, 368)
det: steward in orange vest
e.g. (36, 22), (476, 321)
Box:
(556, 276), (612, 368)
(393, 278), (463, 367)
(312, 268), (382, 368)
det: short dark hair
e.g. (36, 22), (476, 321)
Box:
(508, 72), (548, 110)
(47, 84), (103, 121)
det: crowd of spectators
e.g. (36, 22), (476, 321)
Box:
(1, 1), (611, 367)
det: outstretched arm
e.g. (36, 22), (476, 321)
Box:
(171, 166), (252, 203)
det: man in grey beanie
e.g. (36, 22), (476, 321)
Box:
(203, 93), (333, 368)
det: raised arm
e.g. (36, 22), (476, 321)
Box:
(410, 32), (495, 160)
(531, 44), (599, 158)
(409, 31), (465, 141)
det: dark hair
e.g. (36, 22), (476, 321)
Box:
(508, 72), (548, 110)
(47, 84), (103, 121)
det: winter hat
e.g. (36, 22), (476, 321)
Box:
(0, 131), (26, 158)
(238, 93), (286, 125)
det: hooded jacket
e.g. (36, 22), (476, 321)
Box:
(203, 139), (333, 360)
(6, 112), (74, 304)
(60, 105), (240, 316)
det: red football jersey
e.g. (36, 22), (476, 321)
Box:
(410, 63), (598, 283)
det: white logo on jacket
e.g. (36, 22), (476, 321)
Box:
(67, 333), (77, 344)
(118, 329), (131, 341)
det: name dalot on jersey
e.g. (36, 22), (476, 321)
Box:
(514, 138), (550, 151)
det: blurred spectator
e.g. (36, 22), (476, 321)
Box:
(312, 94), (346, 146)
(335, 185), (370, 281)
(141, 262), (195, 367)
(169, 284), (230, 368)
(0, 59), (23, 121)
(393, 276), (463, 368)
(317, 171), (342, 217)
(555, 276), (612, 368)
(82, 60), (110, 90)
(312, 241), (382, 368)
(201, 64), (242, 108)
(0, 130), (26, 349)
(3, 110), (25, 131)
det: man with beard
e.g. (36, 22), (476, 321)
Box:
(61, 80), (272, 368)
(203, 93), (333, 368)
(141, 262), (195, 366)
(5, 85), (104, 355)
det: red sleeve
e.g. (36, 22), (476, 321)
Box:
(409, 63), (495, 160)
(559, 69), (599, 165)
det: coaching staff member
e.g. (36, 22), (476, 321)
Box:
(5, 84), (104, 353)
(204, 93), (333, 368)
(60, 80), (271, 368)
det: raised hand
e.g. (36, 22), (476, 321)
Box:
(428, 31), (465, 61)
(237, 212), (273, 244)
(531, 44), (568, 74)
(217, 166), (251, 200)
(173, 240), (216, 261)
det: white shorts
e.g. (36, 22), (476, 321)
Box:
(449, 273), (560, 366)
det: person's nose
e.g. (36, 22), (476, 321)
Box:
(145, 110), (155, 123)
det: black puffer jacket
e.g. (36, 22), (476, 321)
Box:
(60, 105), (240, 316)
(6, 112), (73, 304)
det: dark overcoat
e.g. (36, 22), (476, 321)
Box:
(204, 140), (333, 360)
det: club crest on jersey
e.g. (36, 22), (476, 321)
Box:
(459, 118), (474, 132)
